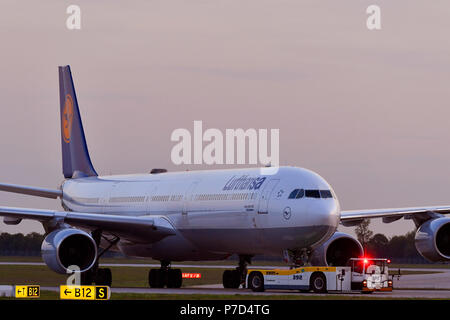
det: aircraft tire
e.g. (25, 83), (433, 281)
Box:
(80, 270), (94, 285)
(95, 268), (112, 287)
(222, 270), (232, 288)
(167, 269), (182, 288)
(148, 269), (166, 288)
(223, 270), (241, 288)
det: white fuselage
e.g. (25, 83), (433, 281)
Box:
(61, 166), (341, 261)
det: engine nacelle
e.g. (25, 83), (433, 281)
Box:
(415, 217), (450, 262)
(41, 228), (97, 274)
(310, 232), (364, 266)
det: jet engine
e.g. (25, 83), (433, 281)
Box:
(415, 217), (450, 262)
(310, 232), (364, 266)
(41, 228), (97, 274)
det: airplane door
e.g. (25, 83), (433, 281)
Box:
(254, 179), (280, 248)
(182, 181), (199, 216)
(146, 183), (158, 213)
(257, 179), (279, 214)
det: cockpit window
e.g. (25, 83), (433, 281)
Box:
(319, 190), (333, 198)
(288, 189), (299, 199)
(305, 189), (320, 198)
(289, 188), (333, 199)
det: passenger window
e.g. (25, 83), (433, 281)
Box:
(320, 190), (333, 198)
(305, 190), (320, 198)
(296, 189), (305, 199)
(288, 189), (299, 199)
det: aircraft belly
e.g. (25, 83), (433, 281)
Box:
(115, 224), (333, 260)
(117, 231), (229, 261)
(178, 225), (333, 255)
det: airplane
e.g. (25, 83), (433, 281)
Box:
(0, 65), (449, 288)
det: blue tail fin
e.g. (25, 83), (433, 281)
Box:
(59, 65), (97, 179)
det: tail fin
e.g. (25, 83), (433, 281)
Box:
(59, 65), (97, 179)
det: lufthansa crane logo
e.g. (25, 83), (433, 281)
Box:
(63, 94), (74, 143)
(283, 207), (291, 220)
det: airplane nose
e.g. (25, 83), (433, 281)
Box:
(309, 200), (340, 228)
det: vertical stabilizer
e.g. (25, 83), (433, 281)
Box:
(59, 65), (97, 178)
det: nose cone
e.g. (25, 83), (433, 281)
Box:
(309, 199), (340, 230)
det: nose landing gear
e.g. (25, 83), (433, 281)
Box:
(283, 248), (312, 267)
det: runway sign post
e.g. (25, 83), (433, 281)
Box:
(15, 285), (40, 298)
(60, 285), (110, 300)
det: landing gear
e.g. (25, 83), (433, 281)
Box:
(95, 268), (113, 286)
(80, 230), (118, 287)
(167, 269), (183, 288)
(222, 270), (241, 288)
(222, 255), (252, 289)
(283, 248), (311, 267)
(80, 270), (94, 286)
(148, 269), (166, 288)
(148, 260), (182, 288)
(81, 268), (112, 286)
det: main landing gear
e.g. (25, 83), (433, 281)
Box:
(81, 267), (113, 287)
(80, 230), (119, 287)
(222, 255), (252, 289)
(148, 260), (183, 288)
(77, 230), (183, 289)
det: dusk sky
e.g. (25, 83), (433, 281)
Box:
(0, 1), (450, 238)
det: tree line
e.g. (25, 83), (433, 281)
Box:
(0, 232), (123, 257)
(355, 219), (428, 263)
(0, 232), (44, 255)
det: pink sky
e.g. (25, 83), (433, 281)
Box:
(0, 1), (449, 238)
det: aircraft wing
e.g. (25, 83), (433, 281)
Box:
(0, 206), (176, 243)
(0, 183), (62, 199)
(340, 205), (450, 227)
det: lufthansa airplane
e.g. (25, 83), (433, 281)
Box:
(0, 66), (449, 288)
